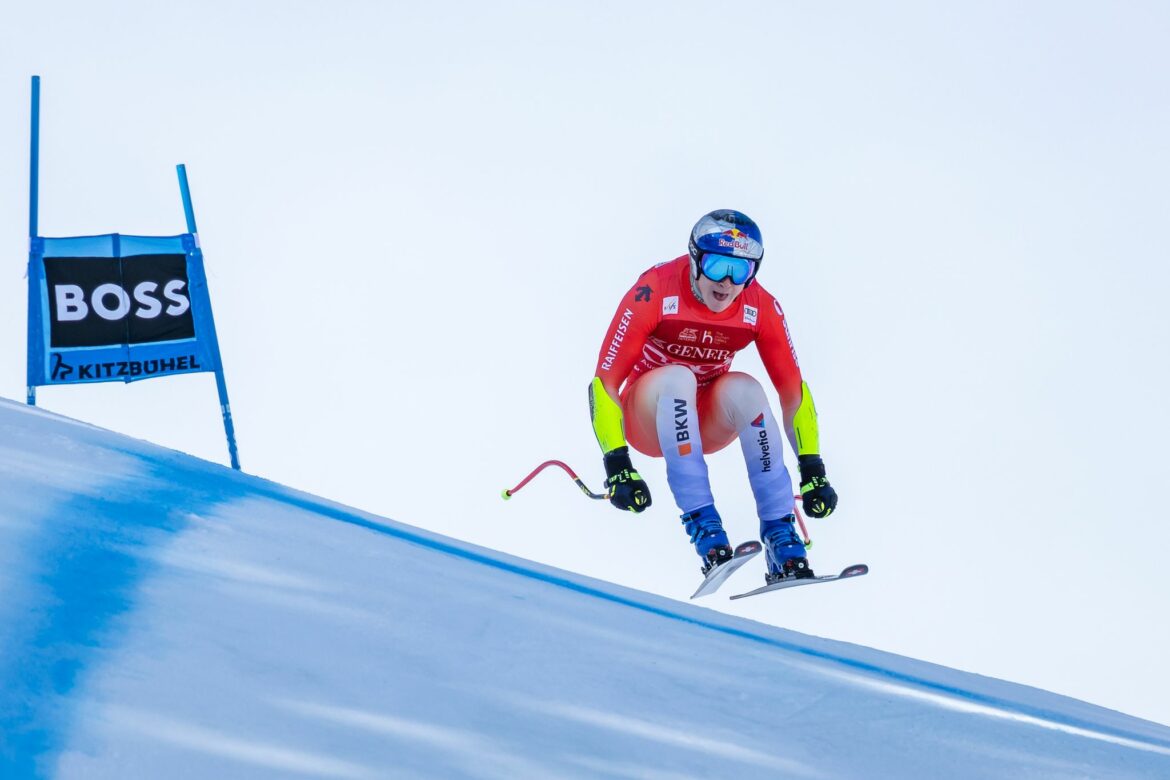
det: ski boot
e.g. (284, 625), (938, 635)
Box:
(681, 505), (732, 575)
(761, 515), (814, 584)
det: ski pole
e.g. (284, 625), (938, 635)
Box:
(502, 460), (609, 501)
(503, 468), (813, 547)
(793, 496), (813, 548)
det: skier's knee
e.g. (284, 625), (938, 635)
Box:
(649, 364), (698, 394)
(721, 372), (768, 412)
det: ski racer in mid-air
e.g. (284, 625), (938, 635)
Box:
(589, 209), (838, 584)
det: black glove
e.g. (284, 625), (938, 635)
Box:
(603, 446), (652, 512)
(798, 455), (837, 518)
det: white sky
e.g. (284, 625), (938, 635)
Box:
(2, 1), (1168, 726)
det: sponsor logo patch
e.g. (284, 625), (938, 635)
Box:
(743, 305), (758, 326)
(50, 353), (203, 382)
(44, 254), (194, 348)
(781, 315), (799, 367)
(664, 344), (734, 361)
(600, 308), (634, 372)
(757, 427), (772, 472)
(663, 296), (679, 316)
(674, 398), (691, 455)
(717, 228), (752, 255)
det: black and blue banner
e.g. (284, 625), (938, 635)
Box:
(25, 77), (240, 469)
(27, 233), (223, 387)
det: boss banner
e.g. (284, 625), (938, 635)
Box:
(27, 233), (223, 386)
(25, 77), (239, 469)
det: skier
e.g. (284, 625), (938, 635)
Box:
(589, 209), (838, 584)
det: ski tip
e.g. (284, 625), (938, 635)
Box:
(840, 563), (869, 578)
(734, 541), (762, 556)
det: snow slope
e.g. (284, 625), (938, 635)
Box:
(1, 397), (1168, 779)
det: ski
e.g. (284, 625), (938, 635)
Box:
(690, 541), (762, 599)
(729, 563), (869, 600)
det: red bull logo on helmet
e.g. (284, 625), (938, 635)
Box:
(704, 227), (761, 259)
(717, 228), (751, 252)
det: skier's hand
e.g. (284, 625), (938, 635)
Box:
(603, 446), (652, 512)
(798, 455), (837, 518)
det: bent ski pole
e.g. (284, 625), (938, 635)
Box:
(502, 460), (608, 501)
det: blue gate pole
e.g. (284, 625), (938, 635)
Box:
(177, 164), (241, 470)
(27, 75), (41, 407)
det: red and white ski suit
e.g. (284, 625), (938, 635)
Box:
(589, 256), (821, 518)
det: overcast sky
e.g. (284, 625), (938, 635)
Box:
(3, 1), (1168, 726)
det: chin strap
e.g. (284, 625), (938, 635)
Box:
(689, 274), (705, 305)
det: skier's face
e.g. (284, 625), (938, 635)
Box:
(695, 274), (745, 313)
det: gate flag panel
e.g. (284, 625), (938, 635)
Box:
(27, 233), (222, 386)
(25, 76), (240, 470)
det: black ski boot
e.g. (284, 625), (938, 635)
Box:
(764, 556), (815, 584)
(701, 544), (734, 575)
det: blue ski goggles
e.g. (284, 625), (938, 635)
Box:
(700, 252), (757, 285)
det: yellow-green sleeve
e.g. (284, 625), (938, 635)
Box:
(588, 377), (627, 454)
(792, 381), (821, 456)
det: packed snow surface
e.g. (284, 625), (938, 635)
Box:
(1, 397), (1168, 779)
